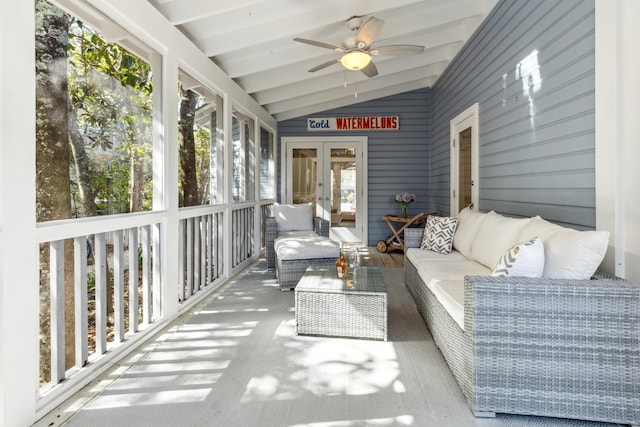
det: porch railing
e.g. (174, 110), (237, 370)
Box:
(178, 210), (223, 302)
(36, 201), (273, 414)
(38, 214), (163, 396)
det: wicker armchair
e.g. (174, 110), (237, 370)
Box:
(266, 215), (338, 290)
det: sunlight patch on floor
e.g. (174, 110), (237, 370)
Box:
(289, 415), (415, 426)
(289, 340), (400, 396)
(82, 388), (212, 409)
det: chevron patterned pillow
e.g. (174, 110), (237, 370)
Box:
(492, 236), (545, 277)
(420, 215), (458, 254)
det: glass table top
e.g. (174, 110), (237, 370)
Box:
(295, 265), (387, 295)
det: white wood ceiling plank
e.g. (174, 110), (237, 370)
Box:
(191, 0), (427, 56)
(254, 59), (450, 106)
(149, 0), (271, 25)
(221, 22), (465, 78)
(273, 78), (437, 121)
(265, 68), (442, 116)
(142, 0), (499, 118)
(239, 43), (459, 94)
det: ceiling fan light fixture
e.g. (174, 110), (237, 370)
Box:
(340, 51), (371, 70)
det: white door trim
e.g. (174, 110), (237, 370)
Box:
(450, 103), (479, 214)
(281, 136), (368, 244)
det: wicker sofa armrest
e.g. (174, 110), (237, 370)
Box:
(404, 227), (424, 248)
(265, 217), (278, 268)
(464, 274), (640, 423)
(314, 216), (330, 237)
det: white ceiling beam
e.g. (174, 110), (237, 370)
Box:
(265, 67), (442, 116)
(273, 78), (437, 121)
(254, 58), (450, 106)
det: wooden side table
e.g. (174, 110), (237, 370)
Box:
(377, 212), (435, 253)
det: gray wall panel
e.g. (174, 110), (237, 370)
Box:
(278, 89), (431, 245)
(430, 0), (595, 228)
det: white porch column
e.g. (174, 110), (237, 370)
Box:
(0, 0), (40, 425)
(156, 52), (180, 319)
(595, 0), (640, 282)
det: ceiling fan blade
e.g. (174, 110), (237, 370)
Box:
(360, 61), (378, 78)
(308, 58), (341, 73)
(370, 45), (425, 56)
(356, 17), (384, 49)
(294, 37), (344, 52)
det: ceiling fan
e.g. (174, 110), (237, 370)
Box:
(294, 16), (425, 78)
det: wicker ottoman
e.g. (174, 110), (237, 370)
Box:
(295, 266), (388, 341)
(274, 234), (340, 291)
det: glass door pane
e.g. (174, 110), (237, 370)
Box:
(291, 148), (318, 214)
(329, 148), (356, 228)
(458, 127), (472, 211)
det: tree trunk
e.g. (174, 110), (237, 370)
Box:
(69, 107), (97, 217)
(128, 121), (144, 213)
(35, 0), (76, 373)
(179, 88), (199, 207)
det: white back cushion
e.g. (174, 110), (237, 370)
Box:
(452, 207), (487, 259)
(273, 203), (313, 232)
(541, 229), (609, 279)
(517, 215), (565, 242)
(517, 215), (610, 279)
(470, 211), (531, 269)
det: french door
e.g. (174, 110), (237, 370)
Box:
(282, 137), (367, 243)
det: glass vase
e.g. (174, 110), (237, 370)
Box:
(402, 204), (408, 218)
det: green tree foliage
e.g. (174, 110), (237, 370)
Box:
(66, 18), (153, 215)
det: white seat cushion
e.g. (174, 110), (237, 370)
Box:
(410, 255), (491, 330)
(406, 247), (468, 265)
(276, 231), (319, 239)
(431, 280), (466, 330)
(274, 235), (340, 261)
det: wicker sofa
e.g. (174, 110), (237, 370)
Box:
(266, 203), (340, 290)
(404, 208), (640, 425)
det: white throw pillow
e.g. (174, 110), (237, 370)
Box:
(420, 215), (458, 254)
(452, 207), (487, 259)
(492, 236), (545, 277)
(272, 203), (313, 232)
(542, 229), (609, 279)
(470, 211), (531, 269)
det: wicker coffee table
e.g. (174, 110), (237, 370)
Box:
(295, 265), (387, 341)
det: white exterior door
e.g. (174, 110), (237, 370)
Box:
(450, 104), (479, 214)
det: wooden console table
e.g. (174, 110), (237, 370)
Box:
(376, 212), (435, 253)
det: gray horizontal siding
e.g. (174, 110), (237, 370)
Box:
(430, 0), (596, 228)
(278, 88), (430, 245)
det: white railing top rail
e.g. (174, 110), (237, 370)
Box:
(35, 211), (166, 243)
(177, 204), (225, 220)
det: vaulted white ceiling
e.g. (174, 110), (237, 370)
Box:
(147, 0), (498, 121)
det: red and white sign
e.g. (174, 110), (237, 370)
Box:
(307, 116), (399, 131)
